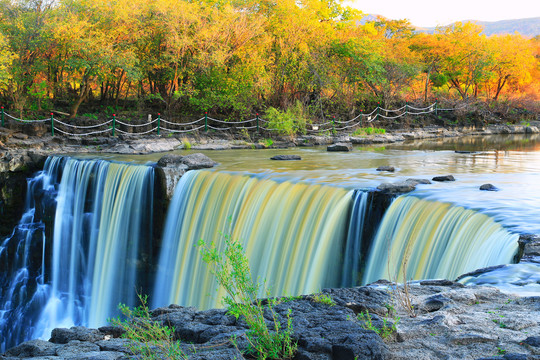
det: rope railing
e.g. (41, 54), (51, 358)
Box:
(0, 100), (469, 137)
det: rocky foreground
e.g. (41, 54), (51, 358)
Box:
(1, 281), (539, 360)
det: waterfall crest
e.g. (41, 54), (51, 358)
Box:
(153, 170), (352, 309)
(363, 196), (519, 284)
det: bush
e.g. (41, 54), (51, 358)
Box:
(265, 101), (309, 137)
(109, 294), (187, 360)
(198, 233), (297, 360)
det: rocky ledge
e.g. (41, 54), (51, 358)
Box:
(2, 282), (539, 360)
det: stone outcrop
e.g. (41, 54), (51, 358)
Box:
(270, 154), (302, 161)
(0, 150), (48, 237)
(377, 178), (432, 194)
(2, 283), (539, 360)
(155, 153), (218, 200)
(480, 184), (499, 191)
(376, 166), (395, 172)
(432, 175), (456, 182)
(327, 143), (353, 152)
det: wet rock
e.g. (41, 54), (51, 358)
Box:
(5, 340), (58, 357)
(50, 327), (104, 344)
(406, 178), (432, 185)
(480, 183), (498, 191)
(156, 153), (218, 200)
(432, 175), (455, 182)
(270, 155), (301, 161)
(376, 166), (395, 172)
(55, 340), (100, 357)
(327, 143), (352, 152)
(377, 180), (418, 194)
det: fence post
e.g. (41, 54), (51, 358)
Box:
(50, 113), (54, 136)
(332, 115), (335, 133)
(360, 109), (363, 128)
(157, 113), (161, 135)
(376, 102), (380, 119)
(256, 113), (259, 133)
(1, 107), (4, 127)
(112, 114), (116, 136)
(435, 98), (438, 116)
(204, 112), (208, 132)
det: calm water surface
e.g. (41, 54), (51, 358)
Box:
(86, 133), (540, 234)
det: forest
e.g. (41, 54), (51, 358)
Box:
(0, 0), (538, 123)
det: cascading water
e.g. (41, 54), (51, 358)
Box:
(0, 157), (64, 351)
(362, 196), (520, 284)
(153, 170), (353, 310)
(0, 156), (154, 351)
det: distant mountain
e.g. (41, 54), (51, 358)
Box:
(417, 17), (540, 37)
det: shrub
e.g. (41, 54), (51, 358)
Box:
(265, 101), (309, 137)
(198, 233), (297, 360)
(357, 310), (399, 339)
(109, 294), (187, 360)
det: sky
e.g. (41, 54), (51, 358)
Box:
(347, 0), (540, 27)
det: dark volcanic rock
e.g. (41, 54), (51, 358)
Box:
(480, 183), (498, 191)
(5, 340), (58, 357)
(270, 154), (302, 160)
(432, 175), (455, 182)
(327, 143), (352, 152)
(156, 153), (218, 200)
(376, 166), (395, 172)
(377, 179), (420, 194)
(50, 327), (104, 344)
(406, 178), (432, 185)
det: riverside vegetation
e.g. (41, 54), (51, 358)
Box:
(0, 0), (538, 126)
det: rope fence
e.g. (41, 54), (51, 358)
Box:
(0, 101), (465, 137)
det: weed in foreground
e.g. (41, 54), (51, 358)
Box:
(198, 233), (297, 360)
(109, 294), (187, 360)
(357, 310), (399, 339)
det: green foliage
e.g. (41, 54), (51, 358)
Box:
(357, 310), (399, 339)
(261, 138), (273, 148)
(198, 234), (297, 360)
(265, 101), (309, 137)
(182, 138), (191, 150)
(312, 293), (335, 306)
(352, 127), (386, 136)
(109, 294), (187, 360)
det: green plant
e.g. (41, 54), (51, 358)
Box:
(312, 293), (335, 306)
(357, 310), (399, 339)
(352, 127), (386, 136)
(265, 101), (309, 137)
(182, 138), (191, 150)
(198, 234), (297, 360)
(261, 138), (273, 148)
(109, 294), (187, 360)
(497, 346), (507, 355)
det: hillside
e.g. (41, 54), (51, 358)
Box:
(418, 17), (540, 37)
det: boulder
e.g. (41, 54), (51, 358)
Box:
(480, 183), (498, 191)
(376, 166), (395, 172)
(377, 179), (419, 194)
(156, 153), (218, 200)
(5, 339), (58, 357)
(432, 175), (455, 182)
(270, 155), (302, 161)
(406, 178), (432, 185)
(50, 327), (105, 344)
(327, 143), (352, 152)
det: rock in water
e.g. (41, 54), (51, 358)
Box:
(432, 175), (455, 182)
(327, 143), (353, 152)
(376, 166), (395, 172)
(479, 184), (498, 191)
(270, 155), (302, 161)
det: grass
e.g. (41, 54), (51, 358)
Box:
(109, 294), (187, 360)
(182, 137), (191, 150)
(311, 293), (335, 306)
(357, 310), (399, 339)
(352, 127), (386, 136)
(198, 233), (297, 360)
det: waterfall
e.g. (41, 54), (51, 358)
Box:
(0, 156), (154, 351)
(362, 196), (520, 284)
(153, 170), (353, 310)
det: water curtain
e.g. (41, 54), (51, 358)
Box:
(153, 170), (353, 309)
(363, 196), (519, 284)
(0, 156), (154, 350)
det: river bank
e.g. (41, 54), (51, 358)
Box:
(1, 281), (539, 360)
